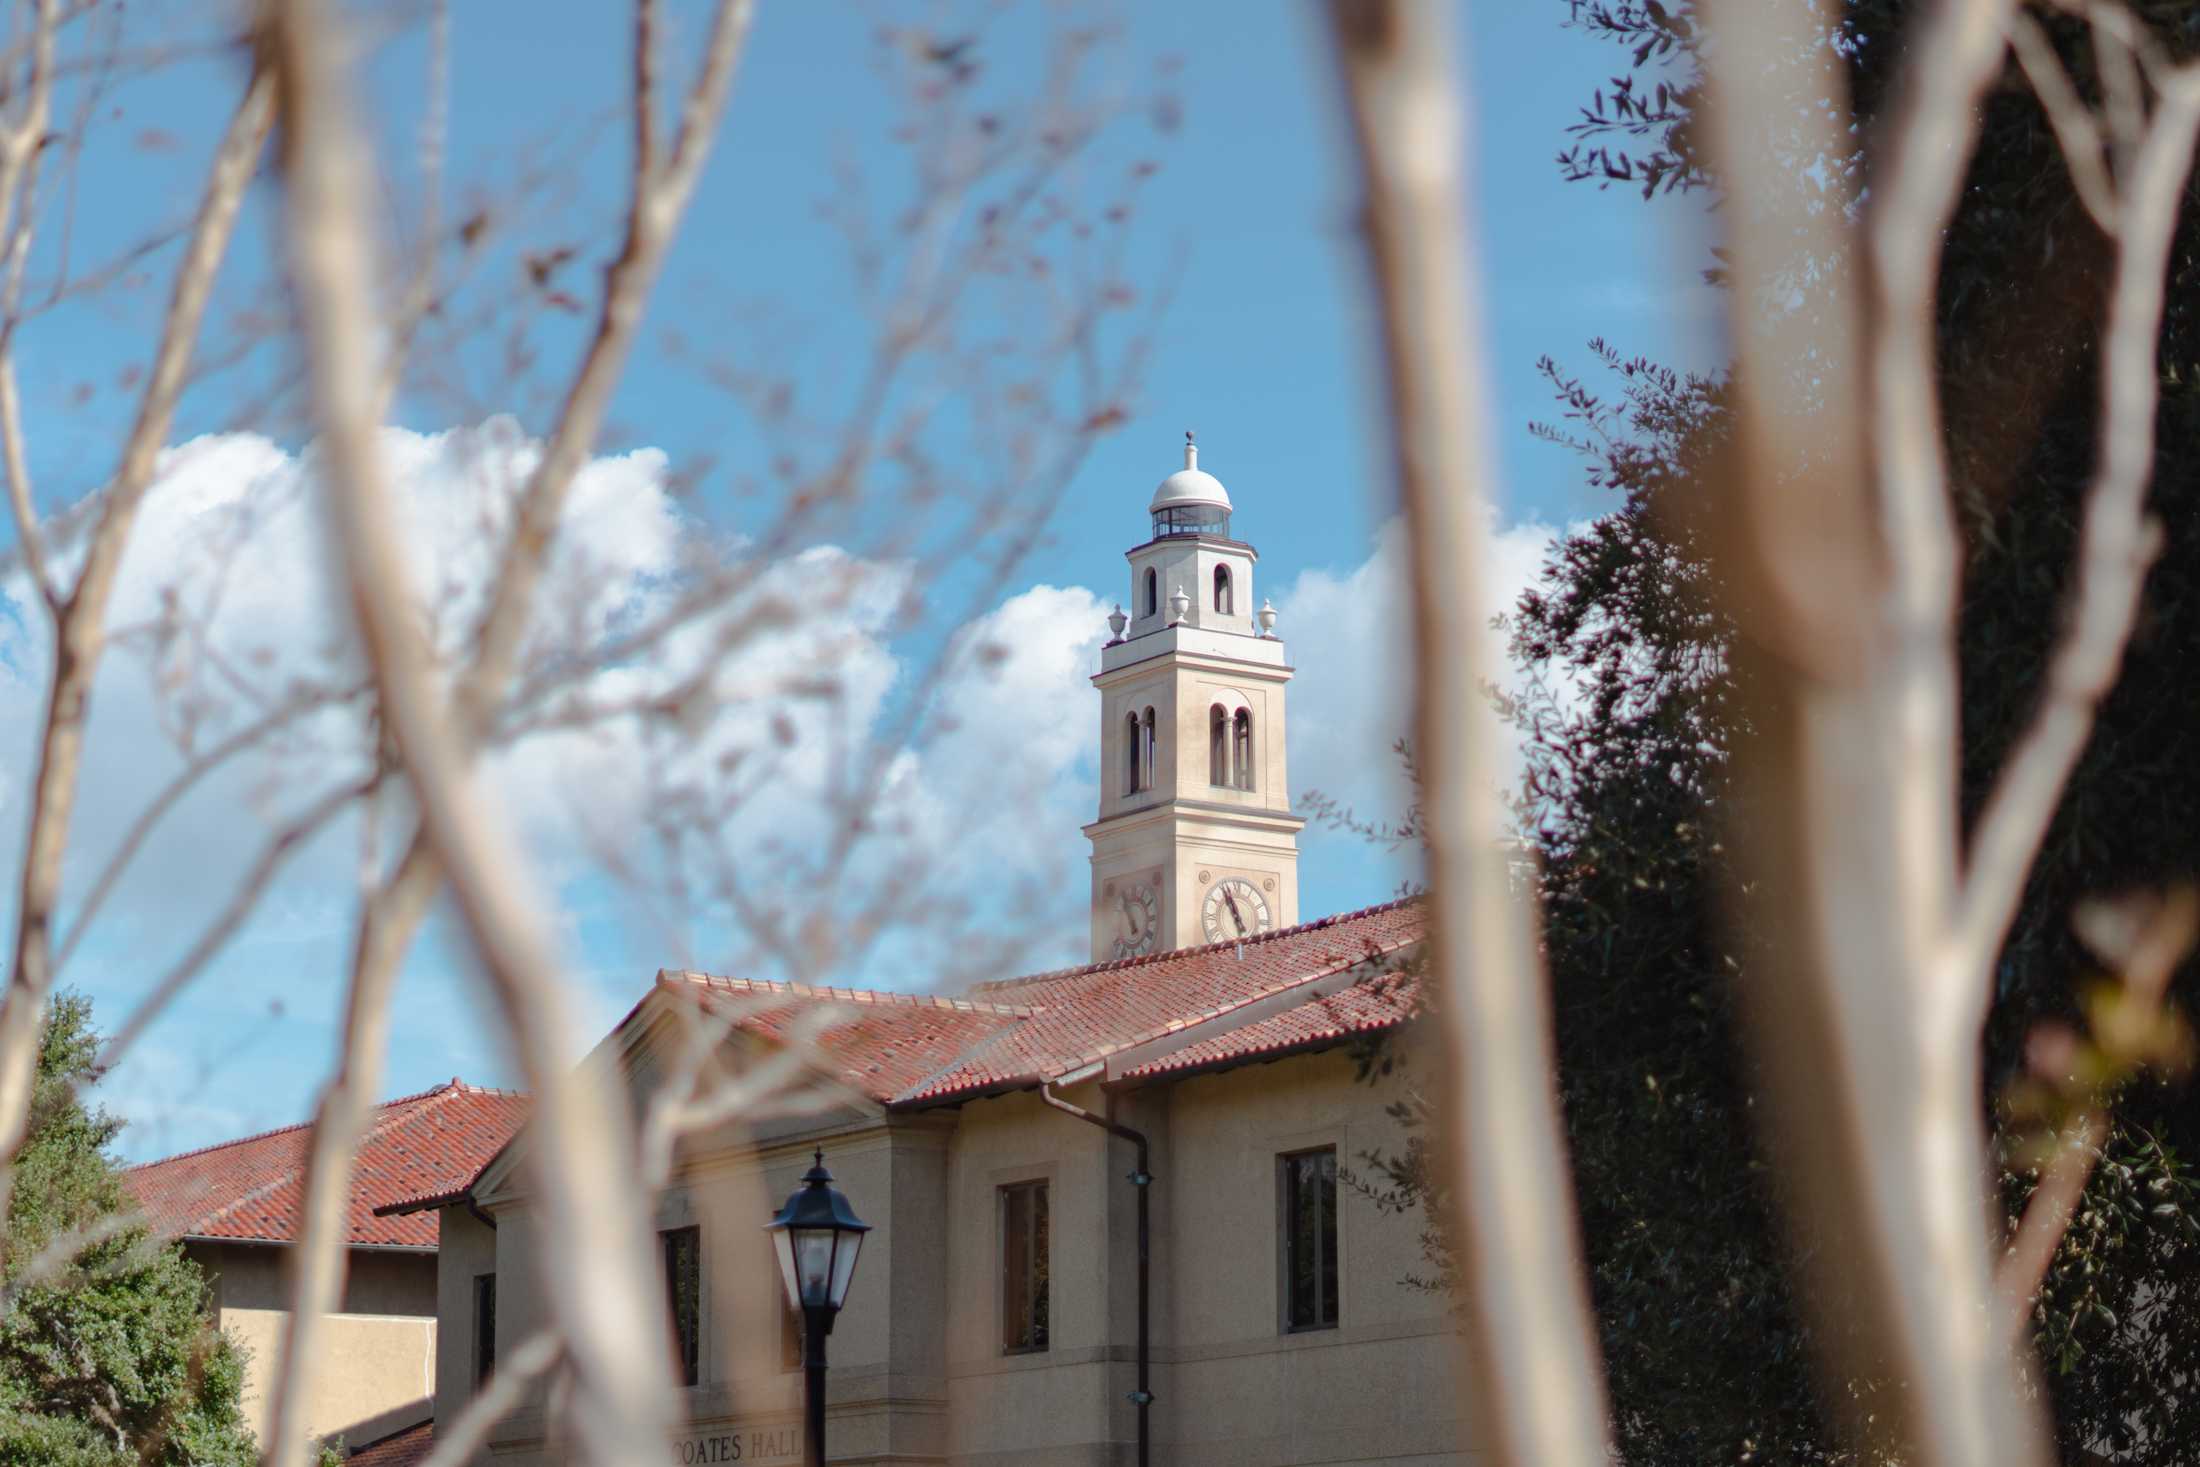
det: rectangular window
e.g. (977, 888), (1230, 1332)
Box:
(661, 1225), (701, 1386)
(472, 1273), (496, 1386)
(1281, 1148), (1339, 1332)
(1000, 1180), (1050, 1354)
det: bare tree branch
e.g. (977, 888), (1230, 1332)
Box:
(1954, 65), (2200, 985)
(1859, 0), (2010, 1045)
(2007, 12), (2117, 235)
(1695, 0), (2053, 1461)
(0, 62), (273, 1205)
(0, 0), (62, 612)
(457, 0), (755, 732)
(268, 0), (758, 1458)
(1694, 2), (2200, 1462)
(260, 835), (440, 1467)
(1322, 4), (1614, 1464)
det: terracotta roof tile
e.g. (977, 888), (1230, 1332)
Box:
(124, 1080), (528, 1249)
(345, 1419), (432, 1465)
(656, 898), (1425, 1107)
(1120, 969), (1423, 1078)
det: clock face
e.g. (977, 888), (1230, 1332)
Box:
(1111, 883), (1159, 959)
(1201, 877), (1274, 944)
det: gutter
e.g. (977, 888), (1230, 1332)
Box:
(1039, 1080), (1151, 1467)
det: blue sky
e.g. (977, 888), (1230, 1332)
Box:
(0, 2), (1723, 1159)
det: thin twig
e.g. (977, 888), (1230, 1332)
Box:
(457, 0), (755, 733)
(412, 1331), (563, 1467)
(92, 774), (373, 1074)
(53, 682), (368, 974)
(2007, 12), (2117, 234)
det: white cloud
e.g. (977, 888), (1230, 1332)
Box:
(1274, 511), (1564, 830)
(0, 426), (1574, 1159)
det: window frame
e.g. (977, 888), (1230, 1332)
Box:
(1213, 563), (1233, 614)
(999, 1179), (1051, 1356)
(660, 1223), (703, 1387)
(1278, 1146), (1340, 1334)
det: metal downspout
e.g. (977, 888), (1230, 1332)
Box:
(1040, 1081), (1151, 1467)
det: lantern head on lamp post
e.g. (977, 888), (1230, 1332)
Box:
(767, 1148), (870, 1467)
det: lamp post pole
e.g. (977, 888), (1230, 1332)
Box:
(802, 1303), (830, 1467)
(766, 1148), (870, 1467)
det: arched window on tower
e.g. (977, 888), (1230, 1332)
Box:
(1125, 711), (1142, 794)
(1209, 705), (1228, 785)
(1141, 707), (1158, 791)
(1144, 568), (1159, 618)
(1233, 708), (1254, 791)
(1213, 565), (1233, 615)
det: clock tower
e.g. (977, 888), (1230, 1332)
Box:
(1086, 436), (1304, 961)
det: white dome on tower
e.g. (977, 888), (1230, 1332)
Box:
(1149, 434), (1232, 514)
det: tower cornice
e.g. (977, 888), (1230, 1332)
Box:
(1122, 534), (1260, 562)
(1096, 626), (1291, 679)
(1083, 799), (1308, 842)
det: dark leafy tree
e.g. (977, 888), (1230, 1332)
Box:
(0, 993), (257, 1466)
(1351, 4), (2200, 1460)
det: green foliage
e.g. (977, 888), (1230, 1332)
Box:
(0, 993), (257, 1466)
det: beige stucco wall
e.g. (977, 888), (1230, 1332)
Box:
(187, 1240), (438, 1450)
(434, 1205), (499, 1425)
(450, 1040), (1465, 1467)
(1155, 1049), (1467, 1465)
(471, 1101), (954, 1466)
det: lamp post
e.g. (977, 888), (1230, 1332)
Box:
(766, 1148), (871, 1467)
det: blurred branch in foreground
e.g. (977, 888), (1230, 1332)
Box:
(1699, 0), (2200, 1462)
(1322, 3), (1614, 1465)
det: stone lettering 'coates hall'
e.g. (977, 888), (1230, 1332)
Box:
(306, 443), (1450, 1463)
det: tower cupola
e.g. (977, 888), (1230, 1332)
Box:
(1148, 432), (1232, 540)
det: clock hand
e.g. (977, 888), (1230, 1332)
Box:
(1222, 887), (1247, 937)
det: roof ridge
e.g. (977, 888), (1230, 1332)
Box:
(125, 1077), (517, 1174)
(967, 893), (1425, 993)
(666, 970), (1041, 1018)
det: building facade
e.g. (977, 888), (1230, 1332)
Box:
(126, 1079), (529, 1453)
(404, 447), (1457, 1465)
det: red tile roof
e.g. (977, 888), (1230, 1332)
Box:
(345, 1419), (432, 1466)
(125, 1080), (529, 1249)
(653, 898), (1424, 1107)
(1120, 968), (1423, 1079)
